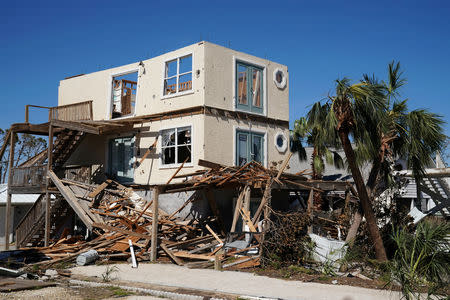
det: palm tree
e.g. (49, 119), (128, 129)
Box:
(326, 77), (389, 261)
(294, 102), (344, 209)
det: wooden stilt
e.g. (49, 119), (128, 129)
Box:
(44, 124), (53, 247)
(4, 131), (15, 250)
(150, 186), (160, 262)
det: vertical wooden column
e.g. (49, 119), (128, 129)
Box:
(242, 186), (251, 231)
(150, 186), (160, 262)
(44, 123), (54, 247)
(4, 132), (15, 250)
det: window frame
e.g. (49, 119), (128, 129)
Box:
(161, 53), (194, 99)
(234, 127), (267, 167)
(106, 65), (142, 120)
(159, 124), (193, 169)
(233, 57), (267, 116)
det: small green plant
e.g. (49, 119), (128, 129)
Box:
(387, 221), (450, 299)
(102, 265), (119, 282)
(321, 258), (337, 277)
(108, 286), (133, 297)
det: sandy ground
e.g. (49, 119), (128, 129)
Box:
(71, 263), (404, 300)
(0, 285), (162, 300)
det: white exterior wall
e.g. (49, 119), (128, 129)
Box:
(58, 43), (206, 120)
(204, 115), (289, 168)
(204, 42), (289, 121)
(57, 42), (290, 185)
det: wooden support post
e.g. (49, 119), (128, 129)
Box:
(150, 186), (160, 262)
(242, 186), (251, 232)
(44, 124), (54, 247)
(4, 132), (15, 250)
(231, 186), (247, 232)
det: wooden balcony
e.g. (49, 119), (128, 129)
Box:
(9, 165), (47, 194)
(25, 100), (93, 124)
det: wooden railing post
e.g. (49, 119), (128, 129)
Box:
(25, 105), (29, 123)
(4, 132), (15, 250)
(44, 123), (54, 246)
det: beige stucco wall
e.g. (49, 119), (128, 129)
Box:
(203, 115), (290, 168)
(64, 114), (205, 185)
(203, 42), (289, 121)
(58, 43), (206, 120)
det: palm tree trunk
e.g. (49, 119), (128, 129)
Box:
(338, 128), (387, 261)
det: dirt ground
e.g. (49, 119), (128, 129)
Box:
(0, 283), (161, 300)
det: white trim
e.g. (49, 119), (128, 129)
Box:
(273, 68), (287, 89)
(274, 131), (288, 153)
(158, 123), (194, 169)
(106, 65), (141, 120)
(160, 52), (194, 100)
(232, 125), (268, 168)
(232, 55), (267, 117)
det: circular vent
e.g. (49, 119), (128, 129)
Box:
(274, 132), (287, 153)
(273, 68), (287, 89)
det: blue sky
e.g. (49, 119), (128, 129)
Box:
(1, 1), (449, 140)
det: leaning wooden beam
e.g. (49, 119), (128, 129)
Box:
(47, 170), (94, 229)
(88, 180), (111, 198)
(160, 243), (184, 266)
(134, 137), (158, 168)
(230, 186), (247, 232)
(166, 156), (189, 184)
(276, 151), (293, 180)
(150, 187), (160, 262)
(4, 131), (15, 251)
(252, 178), (273, 224)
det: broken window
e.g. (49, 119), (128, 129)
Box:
(236, 130), (264, 166)
(163, 54), (192, 96)
(111, 72), (138, 119)
(236, 62), (263, 114)
(161, 126), (192, 166)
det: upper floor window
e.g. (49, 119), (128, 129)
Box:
(164, 54), (192, 96)
(161, 126), (192, 166)
(236, 62), (263, 114)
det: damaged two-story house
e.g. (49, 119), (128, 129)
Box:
(2, 42), (298, 249)
(58, 41), (290, 184)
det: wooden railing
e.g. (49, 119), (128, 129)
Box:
(10, 165), (47, 188)
(25, 100), (93, 123)
(15, 194), (46, 247)
(166, 80), (192, 94)
(49, 100), (93, 121)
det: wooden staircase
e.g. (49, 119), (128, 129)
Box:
(14, 130), (86, 247)
(15, 195), (72, 248)
(52, 130), (86, 169)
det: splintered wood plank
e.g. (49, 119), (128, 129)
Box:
(88, 180), (111, 198)
(48, 170), (94, 229)
(172, 251), (215, 261)
(205, 224), (223, 244)
(161, 244), (184, 265)
(239, 208), (257, 232)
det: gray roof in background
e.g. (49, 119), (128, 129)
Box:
(286, 147), (372, 182)
(0, 184), (40, 205)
